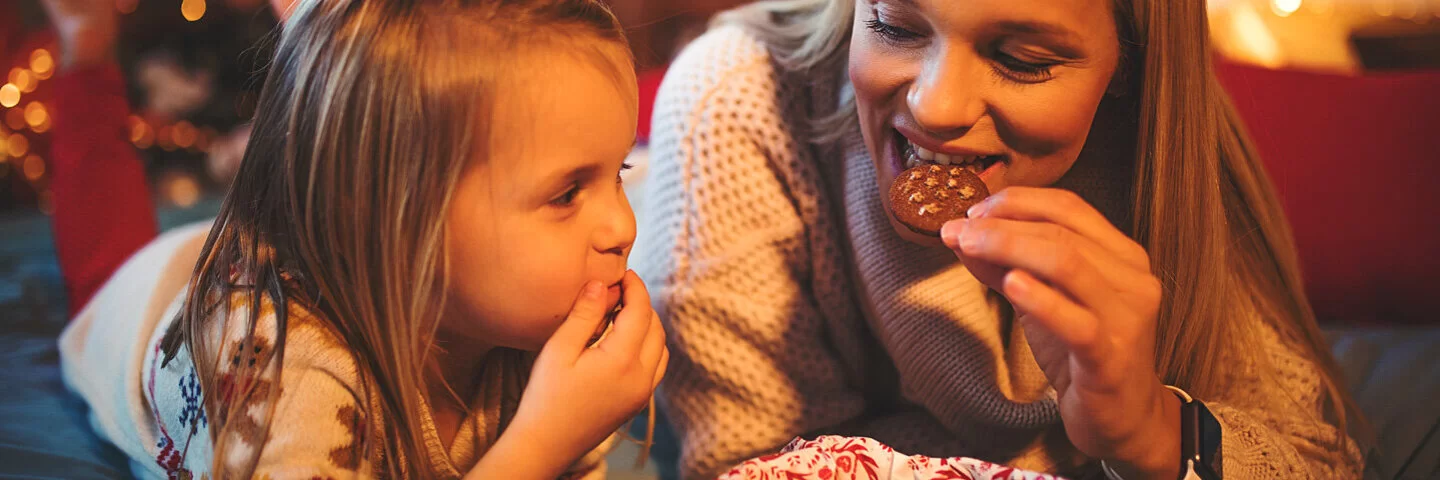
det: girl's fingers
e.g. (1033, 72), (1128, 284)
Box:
(1002, 269), (1104, 361)
(640, 312), (666, 370)
(545, 281), (611, 361)
(598, 270), (653, 355)
(651, 345), (669, 390)
(968, 187), (1151, 273)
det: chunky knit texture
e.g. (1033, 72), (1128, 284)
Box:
(633, 25), (1361, 480)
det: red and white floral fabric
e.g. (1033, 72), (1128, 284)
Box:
(718, 436), (1065, 480)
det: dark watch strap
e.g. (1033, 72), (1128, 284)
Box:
(1168, 385), (1223, 480)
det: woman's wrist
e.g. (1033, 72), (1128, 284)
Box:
(1104, 383), (1184, 480)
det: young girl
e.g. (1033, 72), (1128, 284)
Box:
(636, 0), (1363, 478)
(59, 0), (666, 478)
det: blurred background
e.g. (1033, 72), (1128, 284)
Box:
(0, 0), (1437, 478)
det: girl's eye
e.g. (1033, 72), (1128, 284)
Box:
(551, 185), (581, 207)
(865, 17), (922, 44)
(616, 162), (633, 184)
(994, 52), (1058, 83)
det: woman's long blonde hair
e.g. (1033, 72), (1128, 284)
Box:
(719, 0), (1364, 453)
(158, 0), (628, 477)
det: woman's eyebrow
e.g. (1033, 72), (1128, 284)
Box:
(992, 19), (1083, 43)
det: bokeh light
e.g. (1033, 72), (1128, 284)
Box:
(5, 109), (27, 130)
(8, 69), (36, 93)
(0, 84), (19, 108)
(24, 102), (47, 129)
(172, 121), (197, 149)
(182, 0), (207, 21)
(1271, 0), (1302, 17)
(7, 134), (28, 158)
(30, 50), (54, 80)
(23, 155), (45, 181)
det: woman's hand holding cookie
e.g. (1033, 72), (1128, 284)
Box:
(940, 187), (1181, 480)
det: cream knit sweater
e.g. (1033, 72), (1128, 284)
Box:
(633, 25), (1361, 480)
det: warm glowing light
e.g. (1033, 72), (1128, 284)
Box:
(167, 173), (202, 207)
(8, 69), (35, 93)
(1229, 5), (1286, 68)
(5, 109), (27, 130)
(158, 125), (176, 151)
(1271, 0), (1302, 16)
(130, 116), (155, 149)
(7, 134), (28, 158)
(172, 121), (197, 148)
(1396, 0), (1419, 18)
(182, 0), (207, 21)
(30, 49), (54, 79)
(31, 115), (50, 134)
(23, 155), (44, 181)
(24, 102), (47, 128)
(0, 84), (19, 108)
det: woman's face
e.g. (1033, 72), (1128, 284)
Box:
(849, 0), (1122, 244)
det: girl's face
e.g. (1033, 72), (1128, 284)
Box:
(443, 47), (638, 352)
(849, 0), (1122, 244)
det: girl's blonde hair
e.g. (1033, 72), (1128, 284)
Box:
(719, 0), (1364, 456)
(159, 0), (630, 477)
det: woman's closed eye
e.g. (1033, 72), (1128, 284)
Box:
(992, 51), (1059, 83)
(865, 17), (923, 45)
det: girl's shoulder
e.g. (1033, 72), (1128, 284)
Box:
(142, 293), (374, 478)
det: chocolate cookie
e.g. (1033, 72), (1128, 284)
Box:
(888, 164), (990, 236)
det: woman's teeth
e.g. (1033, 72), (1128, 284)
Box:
(903, 142), (991, 173)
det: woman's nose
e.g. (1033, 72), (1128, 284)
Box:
(907, 46), (988, 139)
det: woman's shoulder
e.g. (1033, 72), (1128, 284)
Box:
(671, 24), (774, 80)
(661, 24), (787, 114)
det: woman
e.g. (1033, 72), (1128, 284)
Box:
(632, 0), (1364, 478)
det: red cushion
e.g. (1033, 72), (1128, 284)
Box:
(1215, 60), (1440, 325)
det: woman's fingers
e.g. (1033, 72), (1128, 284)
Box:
(968, 187), (1151, 273)
(1002, 269), (1104, 362)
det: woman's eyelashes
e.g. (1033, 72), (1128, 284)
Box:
(992, 51), (1058, 83)
(865, 17), (923, 44)
(866, 11), (1063, 84)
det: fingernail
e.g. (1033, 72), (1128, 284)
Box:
(967, 200), (989, 218)
(1005, 271), (1029, 297)
(940, 219), (965, 247)
(958, 224), (981, 252)
(583, 281), (603, 299)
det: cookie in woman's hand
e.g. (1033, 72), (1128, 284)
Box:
(888, 164), (990, 237)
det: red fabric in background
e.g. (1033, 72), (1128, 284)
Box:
(49, 64), (159, 316)
(636, 67), (667, 143)
(1215, 60), (1440, 324)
